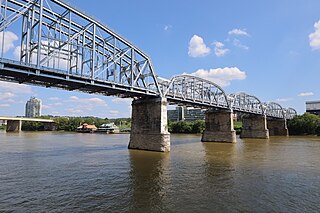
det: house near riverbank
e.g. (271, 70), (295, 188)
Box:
(76, 123), (97, 133)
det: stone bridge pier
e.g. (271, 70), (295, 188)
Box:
(240, 115), (269, 139)
(6, 120), (22, 132)
(267, 119), (289, 136)
(128, 97), (170, 152)
(201, 109), (236, 143)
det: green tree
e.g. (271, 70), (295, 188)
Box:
(288, 113), (320, 135)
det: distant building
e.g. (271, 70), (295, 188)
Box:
(306, 100), (320, 116)
(76, 123), (97, 133)
(25, 97), (42, 117)
(168, 106), (205, 121)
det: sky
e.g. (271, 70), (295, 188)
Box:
(0, 0), (320, 118)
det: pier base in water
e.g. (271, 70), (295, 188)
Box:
(128, 98), (170, 152)
(201, 109), (236, 143)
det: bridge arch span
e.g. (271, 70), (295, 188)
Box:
(228, 92), (265, 115)
(285, 108), (297, 120)
(265, 102), (285, 119)
(159, 74), (230, 109)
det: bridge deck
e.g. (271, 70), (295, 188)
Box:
(0, 116), (54, 122)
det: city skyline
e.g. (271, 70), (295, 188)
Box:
(0, 0), (320, 118)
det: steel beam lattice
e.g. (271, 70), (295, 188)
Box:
(0, 0), (298, 119)
(229, 92), (265, 115)
(0, 0), (161, 98)
(160, 75), (230, 109)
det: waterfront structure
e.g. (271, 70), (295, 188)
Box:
(0, 0), (297, 152)
(76, 123), (97, 133)
(96, 123), (120, 133)
(306, 101), (320, 116)
(168, 106), (205, 121)
(25, 97), (42, 118)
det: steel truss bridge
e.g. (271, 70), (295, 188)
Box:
(0, 0), (297, 119)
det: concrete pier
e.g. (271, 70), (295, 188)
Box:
(268, 119), (289, 136)
(240, 115), (269, 139)
(6, 120), (22, 132)
(128, 97), (170, 152)
(201, 109), (236, 143)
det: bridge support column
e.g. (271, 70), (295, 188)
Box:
(201, 109), (236, 143)
(240, 115), (269, 139)
(128, 97), (170, 152)
(267, 119), (289, 136)
(6, 120), (22, 132)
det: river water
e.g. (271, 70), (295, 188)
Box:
(0, 130), (319, 212)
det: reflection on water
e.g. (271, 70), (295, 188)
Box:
(128, 150), (169, 212)
(0, 131), (320, 212)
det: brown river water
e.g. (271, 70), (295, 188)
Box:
(0, 130), (320, 212)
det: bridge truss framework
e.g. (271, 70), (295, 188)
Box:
(0, 0), (297, 119)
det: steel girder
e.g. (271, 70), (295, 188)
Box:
(224, 93), (297, 120)
(229, 92), (265, 115)
(0, 0), (298, 118)
(285, 108), (297, 120)
(0, 0), (162, 97)
(159, 74), (230, 109)
(265, 102), (285, 119)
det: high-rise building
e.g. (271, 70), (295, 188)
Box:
(306, 101), (320, 116)
(25, 97), (42, 117)
(167, 106), (205, 121)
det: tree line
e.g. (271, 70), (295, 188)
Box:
(5, 113), (320, 136)
(287, 113), (320, 135)
(21, 116), (131, 131)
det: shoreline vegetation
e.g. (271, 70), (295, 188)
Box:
(2, 113), (319, 136)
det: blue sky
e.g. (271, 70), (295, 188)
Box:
(1, 0), (320, 118)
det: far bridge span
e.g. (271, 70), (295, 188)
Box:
(0, 116), (55, 132)
(0, 0), (297, 151)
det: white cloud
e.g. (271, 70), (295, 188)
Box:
(188, 35), (210, 57)
(213, 41), (229, 57)
(42, 105), (51, 110)
(0, 31), (18, 53)
(233, 39), (249, 50)
(67, 109), (84, 114)
(50, 102), (62, 106)
(0, 81), (32, 94)
(0, 104), (10, 107)
(48, 97), (61, 101)
(0, 92), (15, 100)
(228, 28), (249, 36)
(87, 98), (107, 106)
(13, 45), (21, 59)
(164, 25), (172, 31)
(274, 98), (293, 103)
(111, 98), (132, 104)
(298, 92), (314, 97)
(69, 96), (79, 100)
(309, 20), (320, 50)
(67, 95), (107, 106)
(191, 67), (246, 87)
(110, 110), (120, 115)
